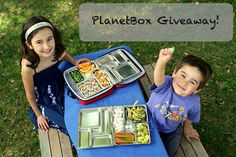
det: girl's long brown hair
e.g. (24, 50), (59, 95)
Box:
(20, 16), (65, 69)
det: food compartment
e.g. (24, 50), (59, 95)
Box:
(136, 123), (150, 144)
(78, 78), (103, 98)
(114, 132), (136, 145)
(69, 69), (84, 84)
(115, 62), (139, 80)
(79, 109), (101, 128)
(124, 121), (136, 133)
(92, 127), (102, 134)
(112, 106), (125, 133)
(92, 134), (113, 148)
(93, 69), (112, 88)
(102, 108), (112, 133)
(125, 105), (147, 123)
(79, 129), (91, 148)
(96, 55), (114, 66)
(112, 50), (128, 63)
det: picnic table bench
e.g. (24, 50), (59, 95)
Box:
(139, 63), (209, 157)
(38, 129), (73, 157)
(38, 62), (209, 157)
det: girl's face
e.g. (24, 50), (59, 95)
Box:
(172, 65), (203, 97)
(26, 27), (55, 59)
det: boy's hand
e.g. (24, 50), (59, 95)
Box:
(158, 48), (173, 64)
(184, 125), (200, 142)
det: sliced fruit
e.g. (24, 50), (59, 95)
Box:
(80, 66), (91, 73)
(78, 62), (91, 69)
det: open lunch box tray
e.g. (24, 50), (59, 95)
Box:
(63, 49), (145, 104)
(78, 104), (151, 149)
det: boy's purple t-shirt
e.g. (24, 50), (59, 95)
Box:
(147, 76), (200, 133)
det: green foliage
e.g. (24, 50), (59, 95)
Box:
(0, 0), (235, 157)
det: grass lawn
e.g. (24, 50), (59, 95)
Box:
(0, 0), (235, 156)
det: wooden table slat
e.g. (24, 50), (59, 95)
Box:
(38, 129), (52, 157)
(59, 132), (73, 157)
(176, 146), (186, 157)
(180, 137), (197, 157)
(139, 74), (151, 99)
(191, 139), (209, 157)
(143, 64), (154, 84)
(49, 129), (63, 157)
(151, 63), (156, 69)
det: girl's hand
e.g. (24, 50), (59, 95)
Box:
(74, 58), (91, 68)
(184, 125), (200, 142)
(158, 48), (173, 64)
(37, 115), (49, 131)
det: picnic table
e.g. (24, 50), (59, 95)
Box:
(60, 45), (168, 157)
(38, 45), (208, 157)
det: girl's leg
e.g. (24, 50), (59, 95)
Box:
(29, 106), (68, 134)
(43, 106), (68, 134)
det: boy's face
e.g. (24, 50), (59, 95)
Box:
(172, 65), (203, 97)
(26, 27), (55, 59)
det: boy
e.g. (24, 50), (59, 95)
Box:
(147, 48), (212, 157)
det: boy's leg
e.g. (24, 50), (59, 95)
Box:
(159, 125), (183, 157)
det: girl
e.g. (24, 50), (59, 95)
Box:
(20, 16), (89, 134)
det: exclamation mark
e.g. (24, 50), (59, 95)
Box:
(216, 15), (219, 24)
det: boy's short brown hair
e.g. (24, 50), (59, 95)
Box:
(174, 55), (213, 90)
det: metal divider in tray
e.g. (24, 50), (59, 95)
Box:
(63, 49), (145, 101)
(78, 105), (151, 149)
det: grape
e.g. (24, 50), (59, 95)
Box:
(168, 47), (175, 53)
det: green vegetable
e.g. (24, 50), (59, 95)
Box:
(69, 70), (84, 83)
(127, 106), (146, 122)
(168, 47), (175, 53)
(136, 124), (150, 144)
